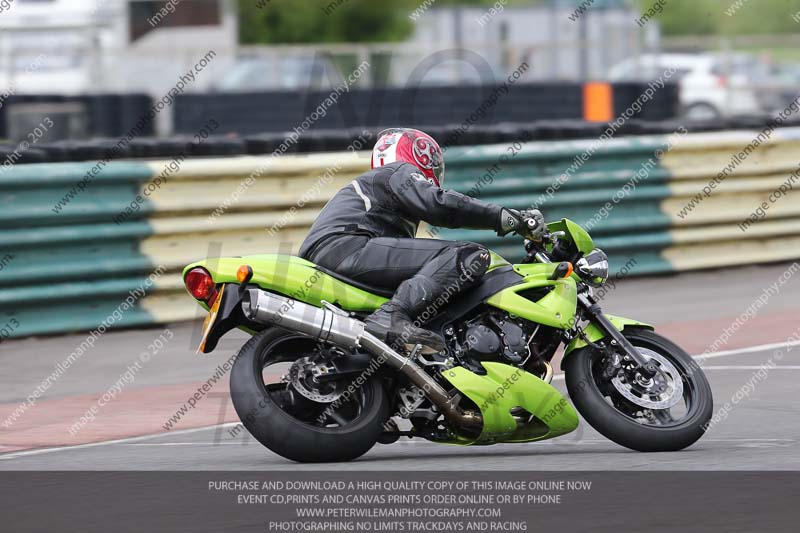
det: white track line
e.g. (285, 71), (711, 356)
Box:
(2, 340), (799, 461)
(120, 442), (246, 446)
(0, 423), (239, 460)
(695, 341), (800, 360)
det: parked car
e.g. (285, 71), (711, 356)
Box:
(759, 61), (800, 113)
(608, 53), (767, 119)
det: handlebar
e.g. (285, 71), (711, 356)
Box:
(523, 230), (566, 264)
(542, 230), (565, 244)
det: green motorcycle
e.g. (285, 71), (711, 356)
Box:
(184, 218), (713, 462)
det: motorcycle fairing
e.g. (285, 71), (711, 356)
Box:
(185, 252), (578, 324)
(439, 362), (579, 445)
(485, 262), (579, 329)
(546, 218), (595, 255)
(183, 254), (387, 312)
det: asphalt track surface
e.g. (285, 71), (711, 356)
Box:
(1, 262), (799, 471)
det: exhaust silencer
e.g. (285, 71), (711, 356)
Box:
(242, 289), (482, 431)
(242, 288), (364, 348)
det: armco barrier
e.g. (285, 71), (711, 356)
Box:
(2, 128), (799, 338)
(173, 82), (679, 136)
(0, 94), (155, 140)
(8, 115), (800, 164)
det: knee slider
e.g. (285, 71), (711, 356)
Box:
(456, 243), (490, 281)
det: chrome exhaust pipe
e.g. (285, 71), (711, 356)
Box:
(242, 288), (364, 347)
(242, 289), (482, 431)
(357, 332), (482, 430)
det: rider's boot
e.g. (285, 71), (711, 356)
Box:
(364, 276), (445, 353)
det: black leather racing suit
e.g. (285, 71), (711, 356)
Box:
(299, 161), (505, 327)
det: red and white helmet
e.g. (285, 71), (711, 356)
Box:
(371, 128), (445, 186)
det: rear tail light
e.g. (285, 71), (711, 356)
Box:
(185, 267), (216, 302)
(717, 75), (728, 88)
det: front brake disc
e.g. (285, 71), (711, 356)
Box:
(610, 348), (683, 410)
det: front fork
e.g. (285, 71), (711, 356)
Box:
(577, 293), (659, 378)
(528, 242), (657, 378)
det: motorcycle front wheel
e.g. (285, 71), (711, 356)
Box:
(564, 328), (713, 452)
(230, 328), (389, 463)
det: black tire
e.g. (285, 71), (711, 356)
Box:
(564, 328), (713, 452)
(230, 328), (389, 463)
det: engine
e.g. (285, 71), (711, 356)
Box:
(453, 311), (538, 369)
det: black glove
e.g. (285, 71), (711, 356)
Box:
(496, 208), (522, 236)
(497, 208), (545, 241)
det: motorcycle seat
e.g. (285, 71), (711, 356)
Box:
(313, 265), (396, 299)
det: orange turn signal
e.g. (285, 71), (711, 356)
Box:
(548, 261), (574, 281)
(236, 265), (253, 283)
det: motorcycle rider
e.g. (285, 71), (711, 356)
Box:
(299, 128), (544, 352)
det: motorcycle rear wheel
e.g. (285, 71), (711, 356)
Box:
(230, 328), (389, 463)
(564, 328), (713, 452)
